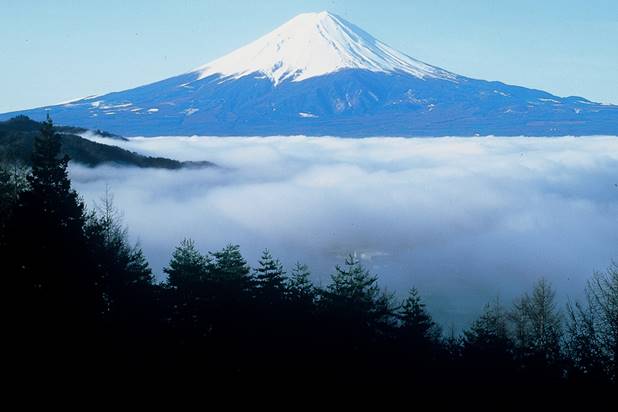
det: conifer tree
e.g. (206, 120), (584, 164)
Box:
(8, 115), (92, 314)
(287, 262), (315, 304)
(208, 244), (252, 291)
(254, 249), (286, 302)
(463, 297), (515, 382)
(399, 288), (440, 344)
(25, 115), (83, 224)
(164, 238), (208, 289)
(5, 115), (99, 371)
(323, 254), (394, 332)
(464, 298), (510, 350)
(162, 238), (211, 336)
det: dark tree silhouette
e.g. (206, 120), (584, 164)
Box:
(164, 238), (208, 289)
(318, 254), (395, 374)
(0, 160), (27, 247)
(208, 244), (252, 291)
(566, 263), (618, 383)
(463, 298), (516, 383)
(5, 115), (99, 372)
(509, 279), (563, 382)
(162, 238), (210, 344)
(399, 288), (440, 342)
(254, 248), (286, 303)
(9, 115), (93, 309)
(287, 262), (315, 304)
(322, 254), (394, 326)
(83, 186), (156, 369)
(2, 120), (616, 384)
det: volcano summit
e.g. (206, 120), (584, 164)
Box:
(2, 11), (617, 136)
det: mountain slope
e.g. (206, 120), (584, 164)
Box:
(1, 12), (616, 137)
(194, 11), (457, 85)
(0, 116), (215, 168)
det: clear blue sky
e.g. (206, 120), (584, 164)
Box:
(1, 0), (617, 112)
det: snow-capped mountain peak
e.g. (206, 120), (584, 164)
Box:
(193, 11), (457, 85)
(4, 11), (616, 137)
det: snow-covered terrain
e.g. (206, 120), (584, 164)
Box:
(2, 11), (617, 136)
(194, 12), (457, 85)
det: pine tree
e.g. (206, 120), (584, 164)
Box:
(8, 115), (92, 312)
(463, 297), (515, 382)
(125, 247), (152, 286)
(208, 244), (252, 291)
(25, 115), (83, 224)
(200, 244), (254, 363)
(287, 262), (315, 304)
(399, 288), (440, 344)
(164, 238), (208, 289)
(464, 298), (510, 350)
(254, 249), (286, 302)
(5, 115), (99, 371)
(162, 238), (211, 337)
(323, 254), (394, 332)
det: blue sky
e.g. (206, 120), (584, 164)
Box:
(1, 0), (617, 112)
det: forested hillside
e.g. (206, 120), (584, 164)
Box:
(0, 115), (214, 169)
(1, 117), (615, 385)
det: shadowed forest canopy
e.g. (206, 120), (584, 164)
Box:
(0, 115), (214, 169)
(1, 117), (616, 385)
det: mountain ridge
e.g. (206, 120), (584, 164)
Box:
(0, 116), (215, 169)
(1, 11), (616, 137)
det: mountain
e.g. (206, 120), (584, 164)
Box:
(0, 116), (215, 169)
(1, 11), (617, 137)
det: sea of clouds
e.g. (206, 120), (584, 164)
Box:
(71, 134), (618, 327)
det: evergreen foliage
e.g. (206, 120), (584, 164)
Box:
(2, 116), (617, 385)
(164, 238), (208, 289)
(254, 248), (286, 301)
(399, 288), (441, 344)
(287, 262), (314, 304)
(322, 254), (394, 329)
(0, 115), (213, 169)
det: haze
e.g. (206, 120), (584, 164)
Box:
(70, 135), (618, 327)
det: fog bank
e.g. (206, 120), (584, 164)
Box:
(71, 135), (618, 327)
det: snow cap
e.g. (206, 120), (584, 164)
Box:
(194, 11), (456, 85)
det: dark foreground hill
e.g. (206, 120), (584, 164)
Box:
(0, 116), (214, 169)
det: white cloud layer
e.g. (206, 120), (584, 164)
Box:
(71, 135), (618, 327)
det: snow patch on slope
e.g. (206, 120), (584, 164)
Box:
(183, 108), (199, 116)
(299, 112), (318, 118)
